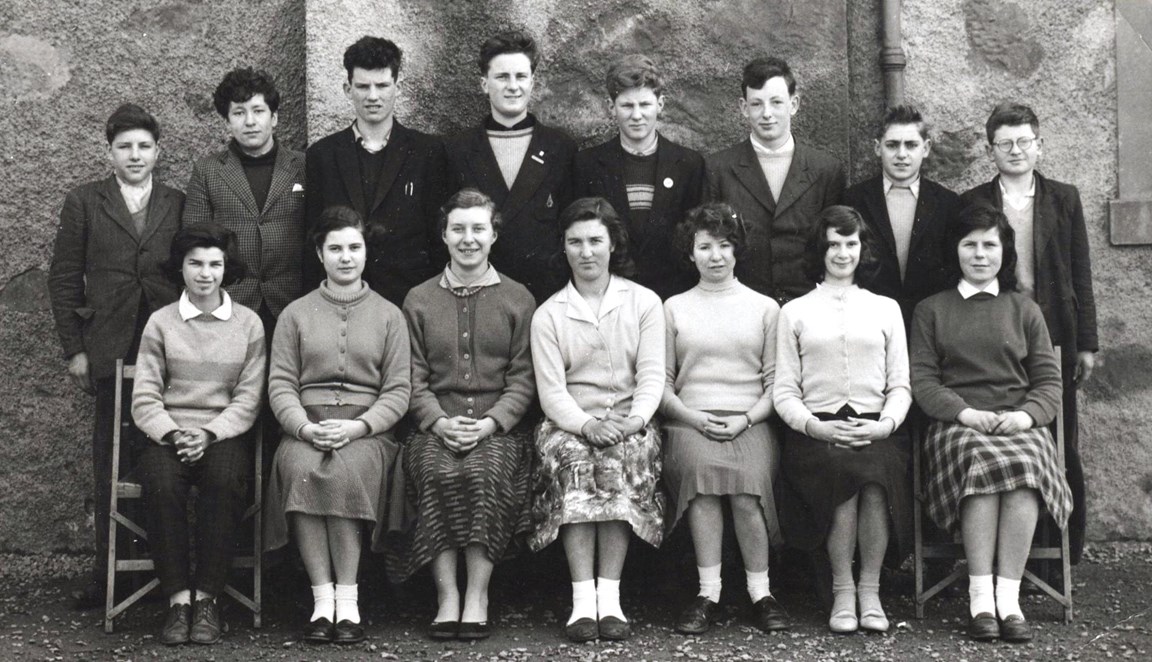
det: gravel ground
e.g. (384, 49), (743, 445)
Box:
(1, 543), (1150, 661)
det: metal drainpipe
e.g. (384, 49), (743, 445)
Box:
(881, 0), (907, 107)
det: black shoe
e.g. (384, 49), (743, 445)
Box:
(428, 619), (458, 640)
(189, 597), (222, 645)
(70, 582), (105, 611)
(676, 596), (719, 634)
(333, 619), (365, 645)
(598, 615), (632, 640)
(304, 617), (335, 643)
(1000, 614), (1033, 643)
(564, 617), (598, 643)
(457, 621), (491, 640)
(160, 603), (191, 645)
(750, 596), (790, 632)
(968, 612), (1000, 641)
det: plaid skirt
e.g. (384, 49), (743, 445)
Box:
(924, 420), (1072, 533)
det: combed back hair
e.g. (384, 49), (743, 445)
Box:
(741, 57), (796, 97)
(605, 54), (663, 99)
(343, 36), (402, 81)
(985, 101), (1040, 143)
(559, 197), (635, 277)
(105, 103), (160, 144)
(674, 202), (748, 261)
(946, 204), (1020, 291)
(877, 104), (930, 141)
(163, 223), (247, 287)
(212, 67), (280, 117)
(479, 30), (539, 74)
(439, 188), (503, 234)
(802, 205), (879, 285)
(311, 205), (368, 251)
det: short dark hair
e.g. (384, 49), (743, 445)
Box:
(310, 205), (368, 251)
(946, 204), (1019, 291)
(105, 103), (160, 144)
(163, 223), (247, 287)
(741, 57), (796, 97)
(558, 197), (634, 278)
(605, 54), (663, 99)
(479, 30), (539, 74)
(985, 101), (1040, 143)
(212, 67), (281, 118)
(802, 205), (879, 285)
(877, 104), (930, 141)
(343, 36), (403, 81)
(674, 202), (748, 262)
(438, 188), (502, 234)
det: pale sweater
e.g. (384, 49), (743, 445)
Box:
(774, 283), (911, 432)
(662, 279), (779, 413)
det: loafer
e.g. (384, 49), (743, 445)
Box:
(304, 617), (335, 643)
(189, 597), (222, 645)
(1000, 614), (1033, 643)
(968, 612), (1000, 641)
(750, 596), (791, 632)
(427, 619), (458, 640)
(598, 615), (632, 640)
(160, 603), (191, 645)
(457, 621), (491, 640)
(859, 608), (889, 633)
(333, 619), (365, 645)
(564, 617), (598, 643)
(675, 596), (719, 634)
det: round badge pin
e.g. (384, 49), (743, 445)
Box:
(663, 177), (674, 188)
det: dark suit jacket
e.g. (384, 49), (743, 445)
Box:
(305, 122), (449, 307)
(706, 139), (845, 303)
(573, 135), (705, 300)
(446, 119), (577, 302)
(961, 172), (1098, 355)
(48, 176), (184, 380)
(182, 141), (306, 317)
(845, 175), (961, 325)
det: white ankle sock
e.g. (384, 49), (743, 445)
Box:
(334, 583), (360, 624)
(697, 564), (722, 602)
(831, 576), (856, 616)
(568, 579), (597, 625)
(995, 576), (1024, 620)
(310, 582), (335, 622)
(745, 569), (771, 603)
(169, 589), (192, 607)
(596, 577), (626, 622)
(968, 574), (995, 618)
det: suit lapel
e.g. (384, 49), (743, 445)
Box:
(97, 176), (140, 242)
(909, 182), (937, 258)
(467, 127), (510, 205)
(333, 130), (367, 213)
(649, 139), (680, 225)
(262, 145), (298, 212)
(139, 185), (174, 244)
(597, 143), (630, 224)
(502, 130), (551, 220)
(733, 140), (777, 217)
(1031, 173), (1055, 261)
(774, 144), (814, 218)
(865, 178), (898, 259)
(369, 122), (411, 214)
(219, 150), (260, 217)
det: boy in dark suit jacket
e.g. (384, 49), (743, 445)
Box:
(446, 30), (577, 303)
(48, 104), (185, 609)
(573, 54), (705, 300)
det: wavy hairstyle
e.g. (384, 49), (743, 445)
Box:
(946, 203), (1019, 291)
(802, 205), (879, 285)
(163, 223), (247, 287)
(558, 197), (635, 278)
(673, 202), (748, 263)
(438, 188), (502, 234)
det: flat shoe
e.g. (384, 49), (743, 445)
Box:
(427, 619), (458, 640)
(189, 597), (222, 645)
(1000, 614), (1032, 643)
(160, 603), (191, 645)
(564, 617), (598, 643)
(457, 621), (491, 640)
(599, 615), (632, 640)
(333, 619), (365, 645)
(828, 609), (858, 634)
(751, 596), (791, 632)
(675, 596), (719, 634)
(304, 617), (335, 643)
(968, 612), (1000, 641)
(859, 608), (889, 633)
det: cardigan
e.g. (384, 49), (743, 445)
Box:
(402, 272), (536, 432)
(530, 276), (665, 434)
(269, 282), (411, 437)
(774, 283), (911, 432)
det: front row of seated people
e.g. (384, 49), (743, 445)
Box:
(128, 192), (1071, 647)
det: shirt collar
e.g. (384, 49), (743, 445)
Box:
(998, 175), (1036, 211)
(883, 174), (920, 198)
(351, 119), (392, 154)
(115, 175), (153, 214)
(179, 289), (233, 321)
(438, 264), (501, 293)
(621, 132), (659, 157)
(749, 133), (794, 156)
(958, 278), (1000, 299)
(558, 275), (630, 324)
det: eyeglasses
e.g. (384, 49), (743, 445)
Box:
(992, 136), (1040, 153)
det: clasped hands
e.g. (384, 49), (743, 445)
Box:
(805, 417), (894, 449)
(957, 408), (1034, 435)
(581, 413), (644, 448)
(164, 428), (215, 464)
(432, 416), (498, 453)
(301, 419), (369, 452)
(689, 411), (751, 442)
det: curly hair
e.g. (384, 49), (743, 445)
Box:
(558, 197), (635, 278)
(163, 223), (247, 288)
(673, 202), (747, 263)
(802, 205), (879, 285)
(605, 54), (663, 99)
(343, 36), (402, 80)
(479, 30), (539, 74)
(212, 67), (280, 117)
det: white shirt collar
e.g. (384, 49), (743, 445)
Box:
(351, 118), (392, 154)
(749, 133), (795, 156)
(958, 278), (1000, 299)
(116, 175), (153, 214)
(999, 175), (1035, 211)
(558, 275), (630, 325)
(883, 174), (920, 198)
(179, 289), (233, 321)
(439, 264), (501, 291)
(621, 132), (659, 157)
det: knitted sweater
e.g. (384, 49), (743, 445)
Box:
(402, 273), (536, 432)
(269, 282), (411, 437)
(132, 294), (266, 443)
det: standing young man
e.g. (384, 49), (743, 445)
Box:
(446, 30), (577, 303)
(706, 57), (845, 305)
(573, 54), (705, 300)
(961, 102), (1098, 565)
(48, 104), (185, 609)
(305, 36), (449, 307)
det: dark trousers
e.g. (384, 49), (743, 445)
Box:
(1061, 354), (1086, 564)
(92, 376), (144, 585)
(139, 436), (251, 597)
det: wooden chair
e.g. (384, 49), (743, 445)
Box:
(912, 348), (1073, 623)
(104, 359), (264, 632)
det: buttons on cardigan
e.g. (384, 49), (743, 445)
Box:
(464, 373), (471, 380)
(463, 353), (470, 360)
(467, 409), (474, 415)
(462, 331), (469, 339)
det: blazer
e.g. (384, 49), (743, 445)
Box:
(706, 139), (845, 304)
(182, 142), (306, 318)
(304, 122), (449, 307)
(961, 172), (1098, 355)
(844, 175), (962, 325)
(48, 176), (184, 380)
(446, 118), (577, 303)
(573, 135), (705, 300)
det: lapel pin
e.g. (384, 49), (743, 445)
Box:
(663, 177), (674, 189)
(546, 194), (554, 208)
(531, 151), (545, 164)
